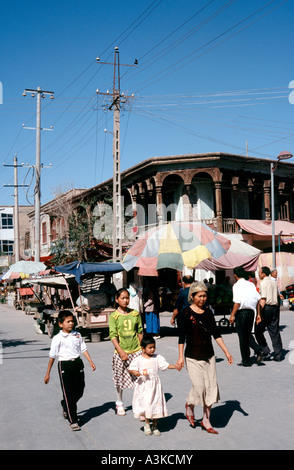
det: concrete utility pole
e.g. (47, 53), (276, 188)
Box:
(96, 48), (136, 262)
(3, 156), (29, 262)
(22, 87), (54, 262)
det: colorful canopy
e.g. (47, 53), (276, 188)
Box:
(196, 234), (261, 271)
(122, 222), (231, 276)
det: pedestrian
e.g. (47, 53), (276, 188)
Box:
(99, 273), (117, 306)
(270, 269), (284, 302)
(177, 281), (233, 434)
(255, 266), (283, 361)
(128, 282), (143, 314)
(144, 280), (160, 338)
(170, 275), (193, 326)
(128, 334), (180, 436)
(109, 288), (143, 416)
(229, 266), (263, 367)
(44, 310), (96, 431)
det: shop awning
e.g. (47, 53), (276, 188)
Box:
(22, 274), (77, 289)
(54, 261), (124, 284)
(236, 219), (294, 236)
(281, 236), (294, 244)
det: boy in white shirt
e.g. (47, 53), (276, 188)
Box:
(44, 310), (96, 431)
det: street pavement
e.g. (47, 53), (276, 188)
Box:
(0, 303), (294, 452)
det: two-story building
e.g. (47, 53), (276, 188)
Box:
(29, 152), (294, 275)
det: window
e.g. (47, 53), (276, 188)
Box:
(1, 213), (13, 229)
(42, 222), (47, 244)
(24, 232), (30, 250)
(51, 219), (57, 240)
(0, 240), (14, 254)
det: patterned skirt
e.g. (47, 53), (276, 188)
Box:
(112, 349), (142, 389)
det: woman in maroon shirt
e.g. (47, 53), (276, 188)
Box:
(177, 282), (233, 434)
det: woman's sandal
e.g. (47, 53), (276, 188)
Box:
(185, 403), (195, 427)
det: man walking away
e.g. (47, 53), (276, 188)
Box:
(255, 266), (283, 362)
(230, 266), (263, 367)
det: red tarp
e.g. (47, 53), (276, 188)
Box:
(236, 219), (294, 236)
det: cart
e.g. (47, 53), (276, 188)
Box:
(22, 274), (77, 337)
(207, 284), (233, 329)
(52, 261), (124, 341)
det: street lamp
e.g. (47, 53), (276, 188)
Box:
(271, 151), (293, 269)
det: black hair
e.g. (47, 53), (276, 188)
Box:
(115, 288), (129, 299)
(233, 266), (247, 279)
(114, 288), (130, 308)
(182, 275), (193, 284)
(261, 266), (271, 276)
(58, 309), (74, 324)
(141, 334), (156, 349)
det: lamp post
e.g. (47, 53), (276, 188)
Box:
(271, 151), (293, 269)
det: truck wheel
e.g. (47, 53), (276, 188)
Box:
(218, 318), (230, 328)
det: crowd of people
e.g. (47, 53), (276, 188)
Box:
(44, 264), (285, 435)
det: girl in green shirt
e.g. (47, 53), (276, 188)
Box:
(109, 288), (143, 416)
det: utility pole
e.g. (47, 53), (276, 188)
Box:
(96, 47), (136, 262)
(22, 87), (54, 262)
(3, 155), (29, 262)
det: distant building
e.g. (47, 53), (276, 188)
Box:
(0, 205), (31, 268)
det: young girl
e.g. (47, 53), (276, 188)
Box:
(109, 288), (143, 416)
(128, 334), (180, 436)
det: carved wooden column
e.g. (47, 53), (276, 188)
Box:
(214, 182), (223, 232)
(184, 184), (192, 222)
(131, 193), (138, 237)
(155, 185), (163, 225)
(263, 180), (271, 220)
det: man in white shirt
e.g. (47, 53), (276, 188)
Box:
(230, 266), (262, 367)
(255, 266), (283, 361)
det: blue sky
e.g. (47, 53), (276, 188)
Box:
(1, 0), (294, 207)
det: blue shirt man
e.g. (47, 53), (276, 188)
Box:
(171, 275), (194, 326)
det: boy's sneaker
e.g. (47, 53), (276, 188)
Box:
(153, 428), (161, 436)
(70, 423), (81, 431)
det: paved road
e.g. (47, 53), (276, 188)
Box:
(0, 303), (294, 452)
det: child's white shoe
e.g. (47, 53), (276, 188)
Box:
(144, 424), (152, 436)
(153, 427), (161, 436)
(116, 405), (126, 416)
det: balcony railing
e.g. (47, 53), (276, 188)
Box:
(131, 218), (240, 239)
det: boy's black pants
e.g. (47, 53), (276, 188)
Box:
(58, 358), (85, 424)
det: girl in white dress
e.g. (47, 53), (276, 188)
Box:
(128, 335), (180, 436)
